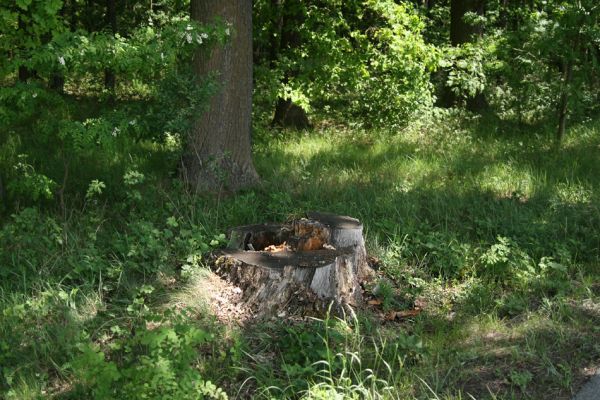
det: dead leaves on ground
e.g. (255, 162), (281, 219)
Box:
(366, 297), (423, 321)
(383, 309), (422, 321)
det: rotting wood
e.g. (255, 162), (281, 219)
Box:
(215, 212), (373, 317)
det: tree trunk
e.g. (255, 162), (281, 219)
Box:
(450, 0), (484, 46)
(423, 0), (435, 10)
(216, 213), (373, 317)
(268, 0), (283, 68)
(17, 15), (31, 83)
(556, 60), (573, 143)
(268, 0), (311, 129)
(184, 0), (259, 191)
(0, 174), (5, 208)
(48, 2), (68, 93)
(49, 74), (65, 92)
(104, 0), (117, 98)
(446, 0), (488, 111)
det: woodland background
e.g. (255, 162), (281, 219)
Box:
(1, 0), (599, 399)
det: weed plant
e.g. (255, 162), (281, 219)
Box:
(1, 111), (599, 398)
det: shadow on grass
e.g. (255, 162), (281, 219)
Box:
(425, 311), (600, 399)
(2, 117), (600, 399)
(249, 124), (600, 262)
(213, 121), (600, 398)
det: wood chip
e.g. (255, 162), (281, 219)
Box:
(396, 309), (421, 318)
(263, 242), (291, 253)
(384, 309), (422, 321)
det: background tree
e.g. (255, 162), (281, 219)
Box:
(183, 0), (259, 191)
(253, 0), (437, 128)
(104, 0), (117, 98)
(488, 0), (599, 140)
(443, 0), (487, 110)
(2, 1), (600, 398)
(450, 0), (484, 46)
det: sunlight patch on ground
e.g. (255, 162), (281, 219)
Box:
(166, 268), (249, 326)
(478, 163), (535, 200)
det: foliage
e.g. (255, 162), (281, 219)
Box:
(467, 0), (599, 126)
(243, 315), (421, 399)
(253, 0), (438, 127)
(0, 191), (226, 397)
(72, 308), (227, 400)
(479, 235), (535, 283)
(2, 113), (600, 398)
(275, 319), (346, 392)
(2, 1), (600, 399)
(0, 0), (65, 77)
(0, 3), (226, 209)
(440, 42), (488, 102)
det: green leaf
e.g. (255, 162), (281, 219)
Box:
(45, 0), (63, 15)
(166, 216), (179, 228)
(16, 0), (32, 11)
(548, 261), (567, 272)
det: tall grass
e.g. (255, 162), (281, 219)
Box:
(1, 112), (599, 398)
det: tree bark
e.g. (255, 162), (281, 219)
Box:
(268, 0), (283, 68)
(104, 0), (117, 98)
(556, 27), (581, 144)
(0, 174), (5, 208)
(272, 98), (311, 130)
(48, 2), (68, 92)
(266, 0), (311, 129)
(556, 60), (573, 143)
(184, 0), (259, 192)
(18, 14), (32, 83)
(216, 213), (373, 317)
(450, 0), (484, 46)
(446, 0), (488, 112)
(49, 74), (65, 92)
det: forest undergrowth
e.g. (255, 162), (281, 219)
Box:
(1, 111), (599, 399)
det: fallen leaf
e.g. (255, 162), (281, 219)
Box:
(396, 309), (421, 318)
(384, 311), (398, 321)
(383, 309), (421, 321)
(414, 299), (427, 309)
(368, 299), (383, 306)
(367, 256), (381, 268)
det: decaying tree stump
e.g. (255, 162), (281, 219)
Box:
(215, 212), (372, 317)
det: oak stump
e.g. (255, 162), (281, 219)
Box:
(215, 212), (372, 317)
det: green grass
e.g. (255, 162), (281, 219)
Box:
(1, 111), (599, 399)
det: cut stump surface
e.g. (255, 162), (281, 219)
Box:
(215, 212), (372, 317)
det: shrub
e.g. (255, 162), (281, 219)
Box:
(72, 309), (227, 400)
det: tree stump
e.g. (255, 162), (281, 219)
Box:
(215, 212), (372, 317)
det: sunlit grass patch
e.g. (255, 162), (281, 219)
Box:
(1, 114), (600, 398)
(239, 115), (600, 398)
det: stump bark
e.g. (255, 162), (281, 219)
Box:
(215, 212), (372, 317)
